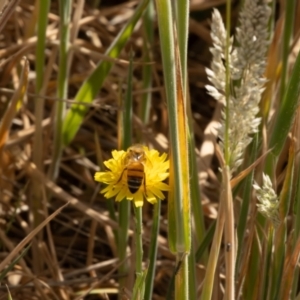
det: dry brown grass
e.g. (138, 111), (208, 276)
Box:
(0, 0), (231, 299)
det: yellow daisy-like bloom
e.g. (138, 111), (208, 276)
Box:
(94, 145), (170, 207)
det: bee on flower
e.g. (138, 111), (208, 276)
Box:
(94, 144), (170, 207)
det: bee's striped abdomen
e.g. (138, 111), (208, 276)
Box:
(127, 165), (144, 194)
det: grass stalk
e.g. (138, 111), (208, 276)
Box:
(279, 0), (296, 103)
(269, 50), (300, 157)
(31, 0), (50, 273)
(175, 253), (189, 299)
(239, 222), (262, 300)
(117, 51), (134, 295)
(175, 0), (189, 94)
(195, 221), (216, 263)
(200, 199), (225, 300)
(270, 147), (294, 300)
(48, 0), (72, 181)
(154, 0), (184, 252)
(292, 143), (300, 297)
(260, 226), (274, 300)
(140, 1), (154, 125)
(178, 0), (206, 257)
(223, 166), (235, 300)
(223, 1), (235, 298)
(155, 0), (191, 297)
(187, 100), (206, 251)
(223, 0), (231, 164)
(33, 0), (50, 171)
(236, 135), (259, 267)
(188, 244), (197, 299)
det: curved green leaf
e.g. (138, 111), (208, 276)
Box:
(269, 50), (300, 157)
(62, 0), (150, 146)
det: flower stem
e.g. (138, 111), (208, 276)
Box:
(132, 204), (145, 299)
(134, 205), (143, 276)
(144, 200), (161, 300)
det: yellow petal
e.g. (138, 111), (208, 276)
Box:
(147, 197), (158, 204)
(148, 186), (165, 199)
(116, 186), (128, 201)
(155, 181), (170, 191)
(103, 187), (120, 198)
(133, 190), (144, 207)
(145, 190), (157, 203)
(134, 198), (144, 207)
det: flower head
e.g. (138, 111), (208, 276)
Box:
(94, 145), (170, 207)
(253, 173), (280, 227)
(206, 1), (271, 175)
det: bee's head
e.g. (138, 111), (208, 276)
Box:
(127, 145), (146, 162)
(130, 149), (144, 161)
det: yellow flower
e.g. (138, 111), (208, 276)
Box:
(94, 145), (170, 207)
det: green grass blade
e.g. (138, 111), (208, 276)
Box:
(200, 200), (225, 300)
(155, 1), (191, 298)
(188, 244), (197, 299)
(280, 236), (300, 299)
(48, 0), (72, 180)
(292, 156), (300, 297)
(269, 50), (300, 157)
(121, 50), (134, 149)
(279, 0), (296, 102)
(140, 2), (154, 125)
(177, 0), (206, 259)
(62, 0), (150, 146)
(155, 0), (190, 253)
(195, 221), (216, 262)
(271, 148), (294, 300)
(31, 0), (50, 264)
(236, 135), (259, 267)
(35, 0), (49, 94)
(260, 227), (274, 300)
(155, 0), (177, 251)
(0, 243), (31, 281)
(175, 0), (189, 93)
(33, 0), (50, 172)
(187, 102), (206, 254)
(117, 51), (134, 294)
(240, 222), (267, 300)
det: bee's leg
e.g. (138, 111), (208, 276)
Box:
(116, 168), (127, 184)
(143, 176), (147, 197)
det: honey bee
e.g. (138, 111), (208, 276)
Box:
(117, 144), (147, 194)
